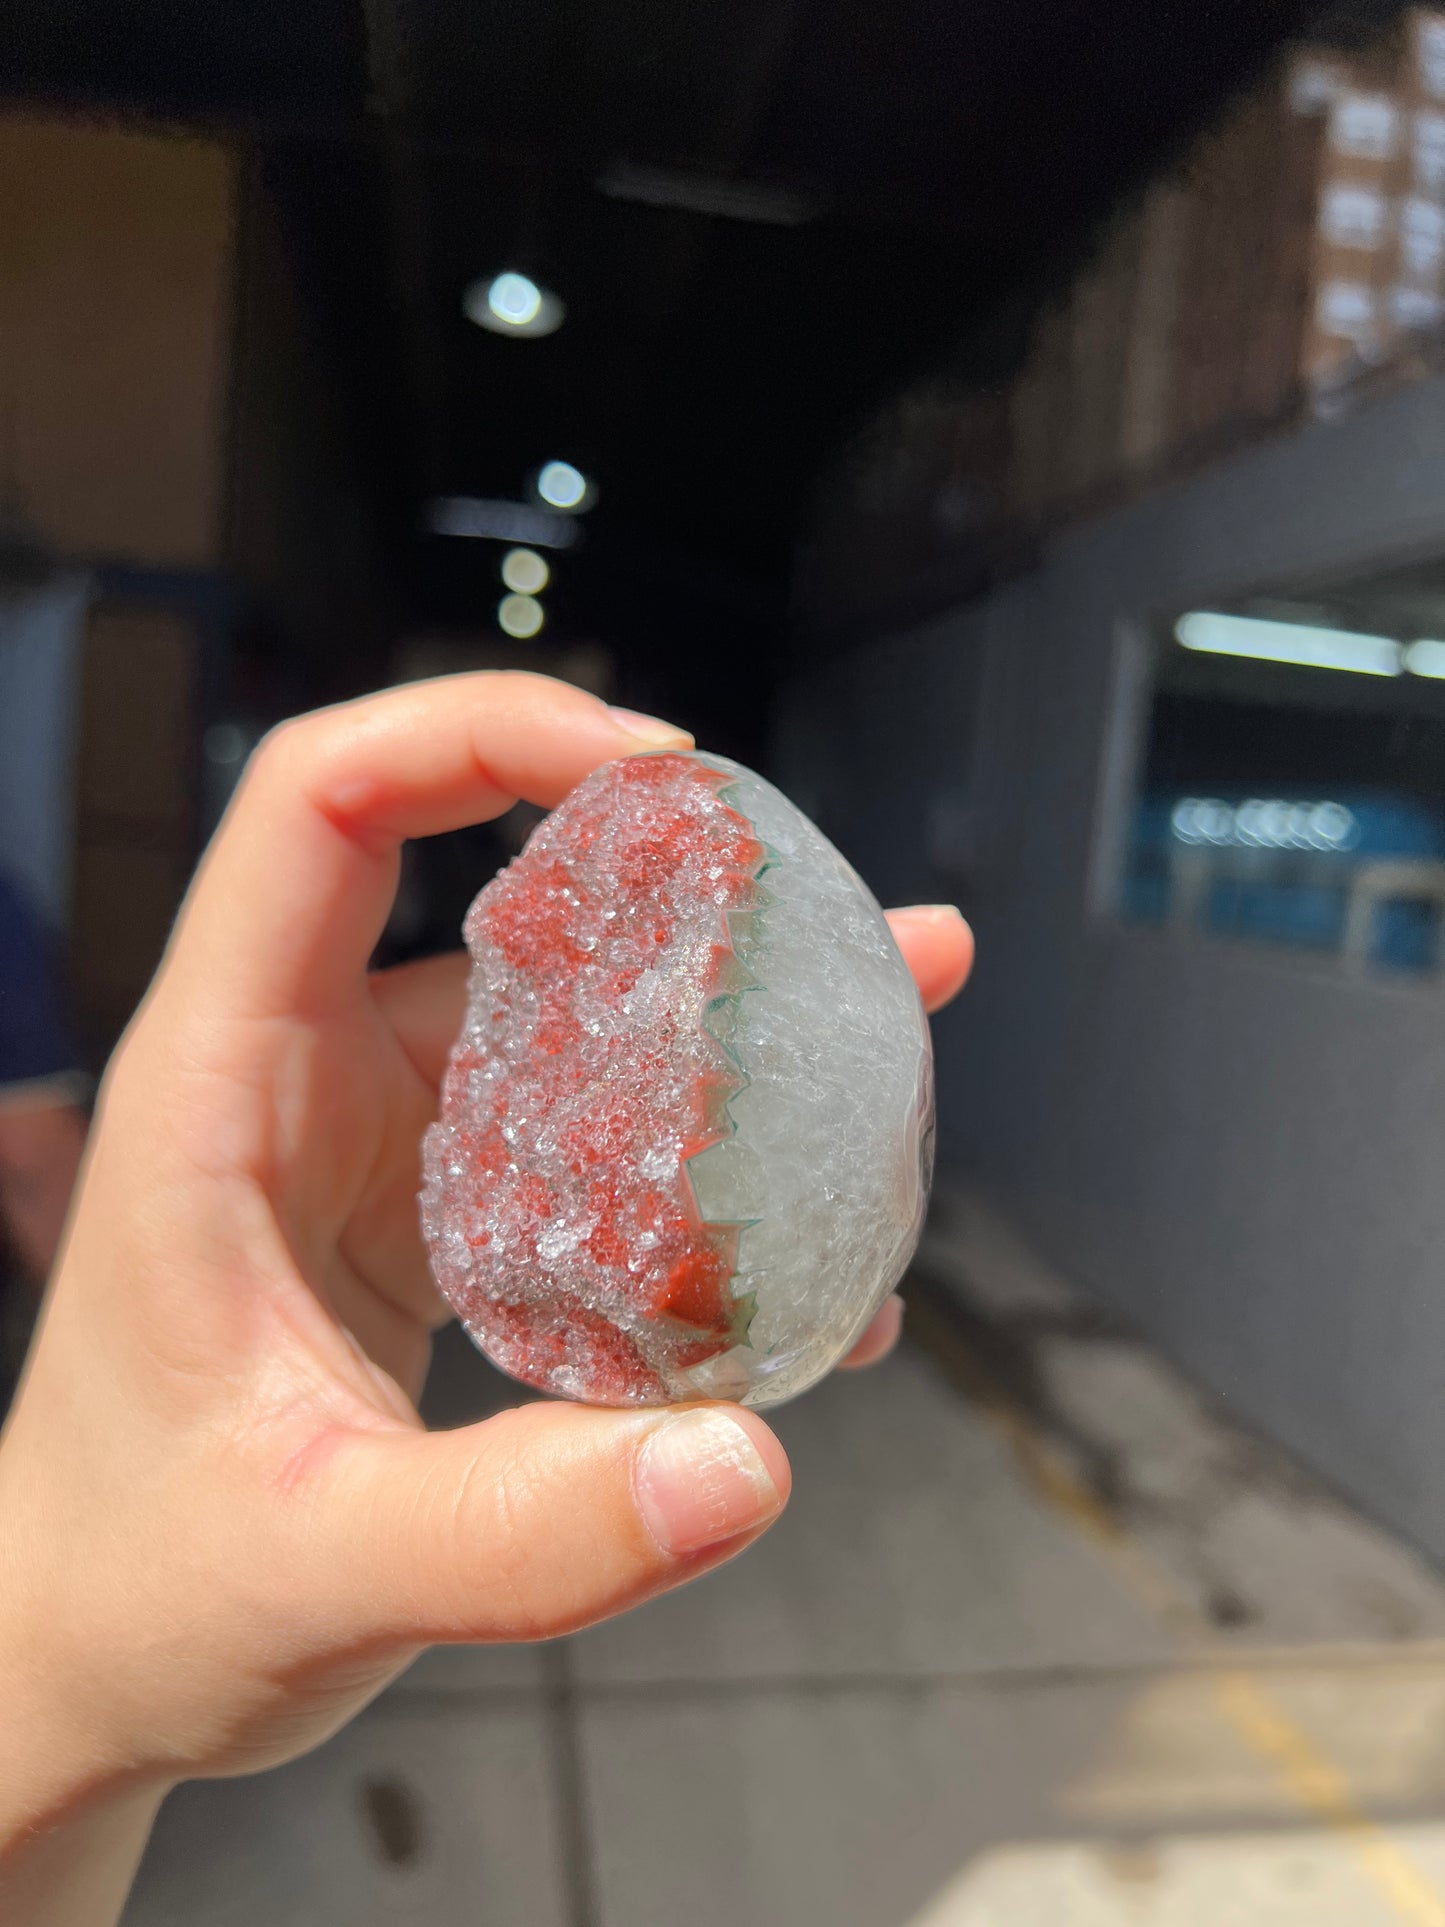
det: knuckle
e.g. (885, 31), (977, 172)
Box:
(248, 716), (311, 787)
(440, 1431), (553, 1642)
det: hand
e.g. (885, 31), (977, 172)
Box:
(0, 674), (972, 1920)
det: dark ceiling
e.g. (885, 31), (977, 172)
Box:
(4, 0), (1333, 730)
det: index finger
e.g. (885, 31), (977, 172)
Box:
(375, 903), (974, 1090)
(166, 673), (692, 1019)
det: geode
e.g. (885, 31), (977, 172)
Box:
(420, 751), (933, 1408)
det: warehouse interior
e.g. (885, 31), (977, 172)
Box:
(8, 0), (1445, 1921)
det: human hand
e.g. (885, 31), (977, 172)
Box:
(0, 673), (972, 1919)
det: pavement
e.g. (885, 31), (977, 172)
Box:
(122, 1187), (1445, 1926)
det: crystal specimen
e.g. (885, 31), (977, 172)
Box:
(420, 752), (933, 1408)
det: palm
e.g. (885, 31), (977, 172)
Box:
(247, 959), (467, 1404)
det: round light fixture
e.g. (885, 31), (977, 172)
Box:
(535, 460), (592, 511)
(488, 272), (541, 326)
(463, 271), (566, 339)
(501, 547), (550, 595)
(498, 592), (545, 639)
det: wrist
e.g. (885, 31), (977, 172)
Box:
(0, 1580), (169, 1925)
(0, 1579), (164, 1819)
(0, 1489), (170, 1881)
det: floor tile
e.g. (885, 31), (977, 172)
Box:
(572, 1343), (1174, 1685)
(123, 1700), (569, 1927)
(579, 1676), (1146, 1927)
(908, 1823), (1445, 1927)
(920, 1184), (1445, 1649)
(580, 1666), (1445, 1927)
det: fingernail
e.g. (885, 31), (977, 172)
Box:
(902, 903), (966, 922)
(634, 1409), (783, 1557)
(608, 706), (695, 748)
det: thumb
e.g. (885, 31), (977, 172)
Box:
(311, 1400), (790, 1648)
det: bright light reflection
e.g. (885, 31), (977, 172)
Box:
(489, 272), (542, 325)
(1405, 638), (1445, 678)
(1170, 797), (1358, 851)
(462, 273), (565, 338)
(501, 547), (550, 595)
(498, 592), (544, 638)
(537, 460), (589, 510)
(1176, 611), (1402, 676)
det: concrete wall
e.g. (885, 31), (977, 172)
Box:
(778, 377), (1445, 1561)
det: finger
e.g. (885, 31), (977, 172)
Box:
(166, 675), (692, 1018)
(886, 905), (974, 1013)
(315, 1400), (789, 1646)
(379, 903), (975, 1094)
(837, 1294), (904, 1370)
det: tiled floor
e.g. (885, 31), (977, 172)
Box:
(123, 1191), (1445, 1926)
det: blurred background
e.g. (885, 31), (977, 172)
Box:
(10, 0), (1445, 1921)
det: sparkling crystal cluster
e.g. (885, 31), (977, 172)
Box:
(421, 751), (933, 1407)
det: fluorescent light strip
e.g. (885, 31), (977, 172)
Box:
(1176, 611), (1402, 676)
(597, 163), (820, 225)
(425, 497), (580, 549)
(1405, 638), (1445, 678)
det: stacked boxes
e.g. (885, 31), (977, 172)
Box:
(1296, 11), (1445, 385)
(807, 12), (1445, 624)
(1171, 79), (1325, 441)
(1005, 305), (1071, 526)
(1009, 12), (1445, 524)
(1385, 10), (1445, 342)
(1302, 84), (1402, 382)
(1060, 219), (1144, 505)
(1116, 180), (1188, 481)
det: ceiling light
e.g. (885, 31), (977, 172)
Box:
(463, 271), (566, 339)
(498, 592), (545, 638)
(1404, 638), (1445, 678)
(501, 547), (550, 594)
(1175, 611), (1402, 676)
(597, 161), (821, 226)
(425, 497), (580, 548)
(488, 272), (541, 326)
(535, 461), (592, 511)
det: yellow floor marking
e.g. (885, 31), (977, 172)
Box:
(1216, 1672), (1445, 1927)
(912, 1304), (1445, 1923)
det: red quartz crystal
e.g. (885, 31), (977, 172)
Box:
(423, 754), (769, 1403)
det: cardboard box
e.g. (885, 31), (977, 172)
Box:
(1061, 220), (1142, 503)
(1380, 15), (1445, 348)
(1247, 76), (1330, 422)
(0, 115), (235, 568)
(1118, 179), (1187, 478)
(1404, 9), (1445, 102)
(1005, 306), (1070, 524)
(1407, 104), (1445, 191)
(1170, 73), (1327, 444)
(1303, 83), (1410, 383)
